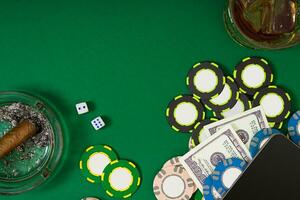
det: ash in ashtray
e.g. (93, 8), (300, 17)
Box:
(0, 102), (53, 167)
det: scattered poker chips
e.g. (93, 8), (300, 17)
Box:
(253, 85), (291, 123)
(249, 128), (283, 157)
(234, 57), (273, 95)
(288, 111), (300, 145)
(203, 76), (239, 112)
(166, 95), (205, 132)
(187, 62), (226, 99)
(203, 175), (222, 200)
(191, 118), (218, 146)
(79, 145), (118, 183)
(79, 145), (141, 199)
(213, 93), (251, 119)
(212, 158), (247, 196)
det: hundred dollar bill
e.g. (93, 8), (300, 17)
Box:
(179, 125), (251, 192)
(203, 106), (269, 148)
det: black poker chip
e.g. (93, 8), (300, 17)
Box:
(213, 93), (252, 119)
(234, 56), (273, 96)
(269, 121), (283, 129)
(191, 118), (218, 146)
(187, 61), (226, 99)
(202, 76), (239, 112)
(253, 85), (291, 123)
(166, 95), (205, 133)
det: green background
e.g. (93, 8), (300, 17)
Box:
(0, 0), (299, 200)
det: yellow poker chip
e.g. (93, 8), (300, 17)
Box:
(79, 145), (118, 184)
(101, 160), (141, 199)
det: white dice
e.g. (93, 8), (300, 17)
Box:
(76, 102), (89, 115)
(91, 116), (105, 130)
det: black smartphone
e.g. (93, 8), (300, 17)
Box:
(222, 134), (300, 200)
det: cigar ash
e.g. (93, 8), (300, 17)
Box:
(0, 103), (54, 180)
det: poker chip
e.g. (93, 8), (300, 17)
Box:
(162, 156), (198, 194)
(101, 160), (141, 199)
(213, 93), (252, 119)
(189, 137), (195, 150)
(79, 145), (118, 184)
(193, 190), (204, 200)
(234, 56), (273, 95)
(163, 156), (182, 168)
(187, 62), (226, 99)
(166, 95), (205, 132)
(212, 158), (247, 196)
(203, 175), (222, 200)
(288, 111), (300, 145)
(191, 118), (218, 146)
(202, 76), (239, 112)
(249, 128), (283, 157)
(253, 85), (291, 123)
(269, 121), (283, 129)
(153, 165), (195, 200)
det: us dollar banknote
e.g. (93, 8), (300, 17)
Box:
(203, 106), (269, 148)
(179, 125), (251, 192)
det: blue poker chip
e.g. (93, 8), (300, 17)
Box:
(288, 111), (300, 146)
(249, 128), (283, 157)
(203, 175), (222, 200)
(212, 158), (247, 196)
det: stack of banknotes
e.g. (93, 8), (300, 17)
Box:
(179, 106), (269, 193)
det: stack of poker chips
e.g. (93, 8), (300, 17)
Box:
(166, 56), (292, 149)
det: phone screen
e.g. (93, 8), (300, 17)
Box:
(223, 134), (300, 200)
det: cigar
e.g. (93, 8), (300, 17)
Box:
(0, 120), (38, 159)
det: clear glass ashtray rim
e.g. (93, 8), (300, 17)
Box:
(0, 91), (64, 195)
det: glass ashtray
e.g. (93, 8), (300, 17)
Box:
(0, 91), (64, 195)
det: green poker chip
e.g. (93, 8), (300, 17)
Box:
(101, 160), (141, 199)
(79, 145), (118, 184)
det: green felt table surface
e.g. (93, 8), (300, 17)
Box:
(0, 0), (300, 200)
